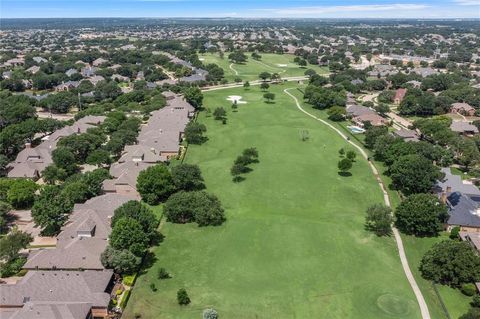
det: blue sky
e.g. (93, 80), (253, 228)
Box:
(1, 0), (479, 18)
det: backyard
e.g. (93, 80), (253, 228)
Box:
(124, 83), (421, 318)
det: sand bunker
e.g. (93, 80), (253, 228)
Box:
(277, 64), (288, 67)
(226, 95), (247, 104)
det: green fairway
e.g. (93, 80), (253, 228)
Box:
(124, 83), (420, 319)
(282, 88), (472, 319)
(199, 52), (329, 82)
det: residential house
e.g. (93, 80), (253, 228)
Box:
(7, 116), (105, 179)
(4, 58), (25, 67)
(412, 67), (438, 78)
(101, 93), (194, 196)
(32, 56), (47, 64)
(393, 129), (420, 142)
(55, 80), (80, 91)
(450, 102), (476, 116)
(436, 168), (480, 232)
(0, 270), (113, 319)
(87, 75), (105, 86)
(65, 68), (78, 77)
(26, 65), (40, 74)
(92, 58), (108, 67)
(81, 66), (96, 77)
(346, 104), (387, 126)
(450, 121), (479, 136)
(23, 194), (134, 270)
(111, 74), (129, 82)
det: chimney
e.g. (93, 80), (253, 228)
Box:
(25, 142), (32, 149)
(440, 191), (447, 204)
(150, 148), (156, 154)
(77, 127), (80, 133)
(446, 186), (452, 194)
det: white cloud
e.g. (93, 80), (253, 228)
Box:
(254, 4), (430, 16)
(453, 0), (480, 5)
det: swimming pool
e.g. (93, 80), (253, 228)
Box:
(347, 125), (366, 134)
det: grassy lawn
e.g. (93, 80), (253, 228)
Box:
(284, 88), (473, 319)
(124, 83), (422, 319)
(199, 52), (329, 82)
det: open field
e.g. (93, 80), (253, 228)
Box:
(124, 83), (421, 319)
(284, 89), (472, 319)
(199, 52), (329, 82)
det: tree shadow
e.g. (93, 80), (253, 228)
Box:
(232, 176), (246, 183)
(138, 251), (158, 275)
(150, 231), (165, 246)
(338, 171), (352, 177)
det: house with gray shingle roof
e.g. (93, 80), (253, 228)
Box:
(450, 121), (479, 136)
(7, 117), (105, 179)
(23, 194), (134, 270)
(0, 270), (113, 319)
(436, 168), (480, 231)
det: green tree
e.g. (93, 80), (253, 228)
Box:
(259, 72), (271, 81)
(395, 193), (448, 236)
(42, 165), (67, 184)
(171, 164), (205, 191)
(31, 185), (74, 235)
(213, 107), (227, 121)
(260, 82), (270, 91)
(263, 92), (275, 103)
(365, 204), (392, 236)
(100, 246), (141, 274)
(184, 122), (207, 144)
(389, 155), (443, 195)
(112, 200), (158, 239)
(338, 158), (353, 174)
(243, 81), (250, 90)
(177, 288), (191, 305)
(459, 307), (480, 319)
(86, 149), (112, 166)
(0, 230), (32, 262)
(164, 191), (226, 226)
(327, 106), (345, 121)
(228, 51), (247, 64)
(183, 87), (203, 109)
(346, 150), (357, 161)
(109, 217), (149, 256)
(6, 179), (37, 209)
(0, 201), (12, 234)
(137, 164), (176, 205)
(420, 241), (480, 287)
(52, 147), (78, 174)
(60, 181), (89, 203)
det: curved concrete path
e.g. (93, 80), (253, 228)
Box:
(284, 88), (431, 319)
(229, 63), (239, 76)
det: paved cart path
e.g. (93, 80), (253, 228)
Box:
(283, 88), (431, 319)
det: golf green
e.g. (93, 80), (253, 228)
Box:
(124, 83), (420, 319)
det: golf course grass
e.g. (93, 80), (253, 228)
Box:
(199, 52), (329, 82)
(124, 83), (421, 319)
(281, 88), (472, 319)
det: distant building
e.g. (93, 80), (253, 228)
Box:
(450, 121), (479, 136)
(450, 102), (476, 116)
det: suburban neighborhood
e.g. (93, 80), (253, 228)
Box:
(0, 8), (480, 319)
